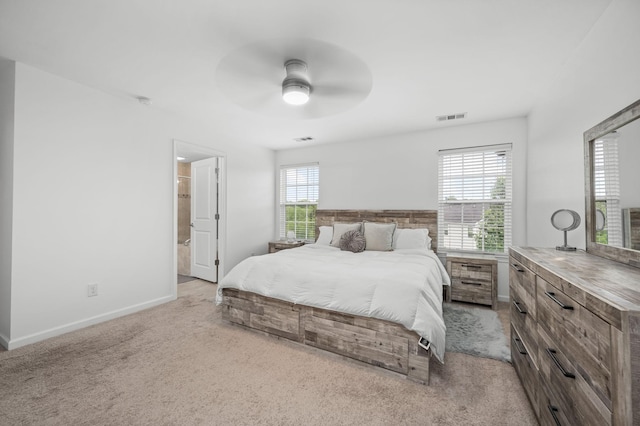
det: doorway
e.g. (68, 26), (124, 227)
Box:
(177, 162), (192, 282)
(173, 140), (226, 295)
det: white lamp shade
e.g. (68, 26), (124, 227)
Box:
(282, 82), (310, 105)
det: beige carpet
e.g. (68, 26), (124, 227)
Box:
(0, 281), (537, 425)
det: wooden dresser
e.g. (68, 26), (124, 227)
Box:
(509, 247), (640, 425)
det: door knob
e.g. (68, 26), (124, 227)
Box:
(190, 223), (194, 227)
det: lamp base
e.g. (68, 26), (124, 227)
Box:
(556, 245), (577, 251)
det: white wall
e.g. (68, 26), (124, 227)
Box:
(276, 117), (528, 301)
(0, 58), (15, 347)
(7, 63), (274, 348)
(225, 154), (276, 260)
(527, 0), (640, 249)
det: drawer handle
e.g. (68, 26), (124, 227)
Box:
(461, 264), (482, 269)
(545, 291), (574, 310)
(546, 348), (575, 379)
(461, 281), (482, 286)
(512, 336), (527, 355)
(513, 300), (527, 314)
(510, 263), (524, 273)
(548, 405), (562, 426)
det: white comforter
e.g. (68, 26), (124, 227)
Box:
(216, 244), (451, 362)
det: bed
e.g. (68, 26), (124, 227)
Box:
(216, 210), (450, 385)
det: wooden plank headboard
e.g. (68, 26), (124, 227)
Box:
(315, 210), (438, 252)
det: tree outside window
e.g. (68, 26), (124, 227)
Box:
(474, 177), (506, 252)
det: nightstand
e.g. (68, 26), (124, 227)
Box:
(268, 241), (305, 253)
(446, 254), (497, 310)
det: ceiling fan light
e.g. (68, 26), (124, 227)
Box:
(282, 82), (310, 105)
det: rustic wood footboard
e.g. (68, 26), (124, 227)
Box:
(221, 288), (432, 385)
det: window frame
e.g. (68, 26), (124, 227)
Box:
(437, 144), (513, 255)
(278, 163), (319, 242)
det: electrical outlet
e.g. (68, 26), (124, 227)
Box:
(87, 283), (98, 297)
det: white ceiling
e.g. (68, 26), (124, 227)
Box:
(0, 0), (612, 150)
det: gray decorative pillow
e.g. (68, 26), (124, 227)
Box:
(339, 230), (366, 253)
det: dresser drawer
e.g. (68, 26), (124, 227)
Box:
(509, 257), (536, 320)
(536, 276), (612, 410)
(538, 375), (575, 426)
(450, 261), (492, 282)
(511, 325), (539, 418)
(538, 326), (612, 426)
(451, 278), (492, 306)
(510, 283), (538, 367)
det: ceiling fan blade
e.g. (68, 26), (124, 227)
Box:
(313, 84), (370, 100)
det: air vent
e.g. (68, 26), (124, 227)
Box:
(293, 136), (314, 142)
(436, 112), (467, 122)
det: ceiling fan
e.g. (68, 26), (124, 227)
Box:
(215, 38), (373, 118)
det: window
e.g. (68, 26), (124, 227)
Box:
(438, 144), (512, 254)
(594, 134), (621, 246)
(279, 163), (319, 241)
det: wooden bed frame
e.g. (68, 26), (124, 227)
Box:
(220, 210), (440, 385)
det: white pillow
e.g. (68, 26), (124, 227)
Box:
(363, 222), (396, 251)
(315, 226), (333, 245)
(393, 228), (431, 249)
(330, 223), (362, 247)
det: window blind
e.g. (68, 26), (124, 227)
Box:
(594, 135), (622, 246)
(279, 163), (319, 241)
(438, 144), (512, 253)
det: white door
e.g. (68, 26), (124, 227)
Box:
(190, 157), (219, 282)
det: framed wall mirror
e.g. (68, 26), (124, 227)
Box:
(584, 98), (640, 268)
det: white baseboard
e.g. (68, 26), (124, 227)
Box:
(5, 295), (175, 350)
(497, 294), (509, 303)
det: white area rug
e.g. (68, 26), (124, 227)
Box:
(444, 303), (511, 362)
